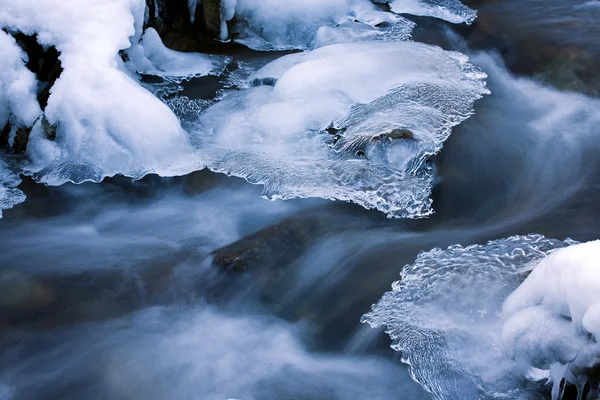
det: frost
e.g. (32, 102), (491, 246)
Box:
(126, 28), (230, 81)
(228, 0), (475, 50)
(194, 42), (488, 218)
(0, 0), (200, 185)
(502, 240), (600, 399)
(362, 234), (578, 399)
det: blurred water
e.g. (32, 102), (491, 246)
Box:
(1, 1), (600, 399)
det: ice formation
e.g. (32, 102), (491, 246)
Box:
(194, 41), (488, 218)
(362, 234), (578, 399)
(126, 28), (230, 80)
(0, 30), (41, 138)
(228, 0), (476, 50)
(378, 0), (477, 24)
(0, 157), (25, 218)
(503, 240), (600, 399)
(0, 0), (233, 186)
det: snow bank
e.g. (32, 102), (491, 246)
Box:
(362, 234), (577, 399)
(502, 240), (600, 398)
(194, 41), (488, 218)
(0, 0), (204, 185)
(228, 0), (475, 50)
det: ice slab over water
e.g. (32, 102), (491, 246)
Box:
(195, 42), (488, 218)
(362, 234), (577, 399)
(0, 0), (207, 186)
(503, 240), (600, 399)
(0, 31), (41, 135)
(126, 28), (230, 81)
(380, 0), (477, 24)
(230, 0), (475, 50)
(0, 158), (25, 219)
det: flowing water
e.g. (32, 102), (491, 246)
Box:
(1, 1), (599, 399)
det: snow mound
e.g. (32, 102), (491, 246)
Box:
(362, 234), (577, 399)
(228, 0), (475, 50)
(193, 41), (488, 218)
(0, 0), (204, 185)
(503, 240), (600, 399)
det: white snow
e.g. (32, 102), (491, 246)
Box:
(194, 41), (487, 218)
(379, 0), (477, 24)
(502, 240), (600, 397)
(0, 0), (200, 185)
(0, 30), (41, 133)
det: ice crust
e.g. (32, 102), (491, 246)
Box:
(362, 234), (578, 399)
(229, 0), (476, 50)
(195, 42), (488, 218)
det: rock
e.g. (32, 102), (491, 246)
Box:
(0, 270), (56, 310)
(199, 0), (222, 39)
(370, 128), (414, 142)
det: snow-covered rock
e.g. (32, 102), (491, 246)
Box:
(503, 240), (600, 398)
(0, 0), (225, 185)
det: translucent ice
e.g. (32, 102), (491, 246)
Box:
(194, 41), (488, 218)
(126, 28), (230, 81)
(0, 30), (41, 136)
(362, 234), (577, 399)
(227, 0), (475, 50)
(0, 157), (25, 219)
(378, 0), (477, 24)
